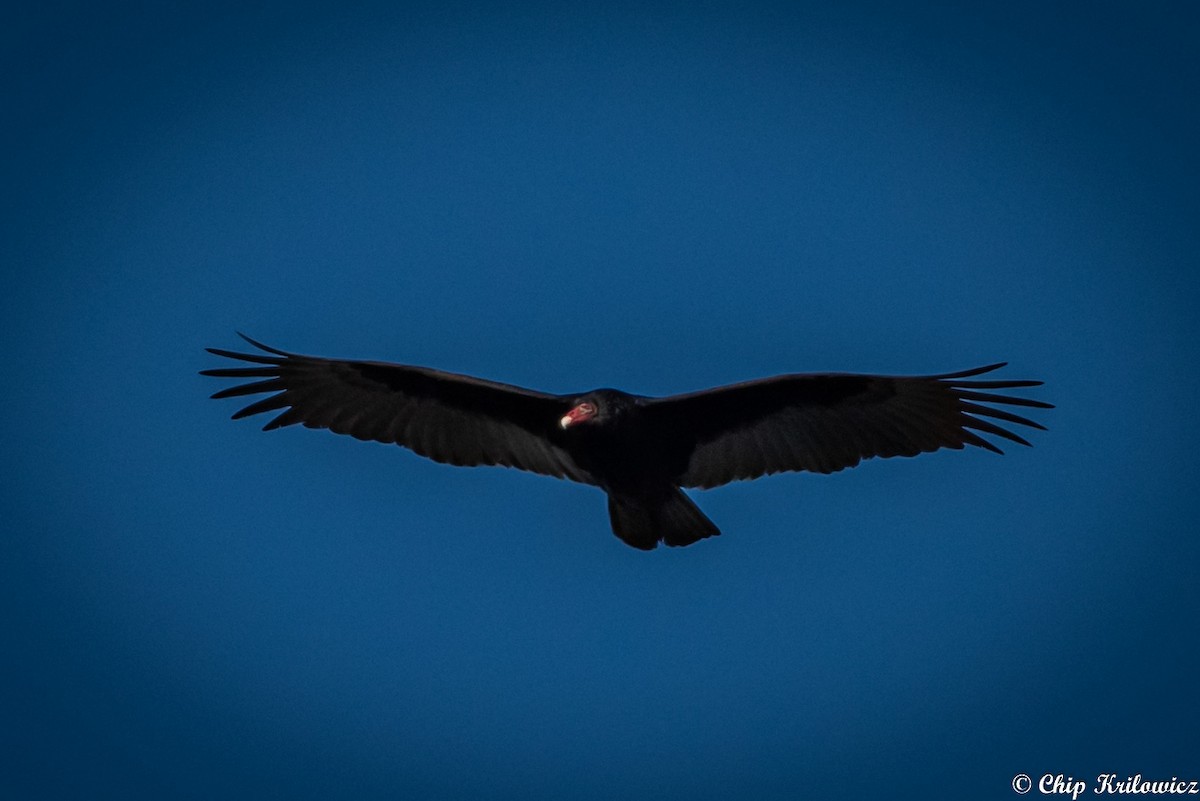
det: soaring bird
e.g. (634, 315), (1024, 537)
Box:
(202, 334), (1051, 550)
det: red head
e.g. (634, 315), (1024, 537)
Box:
(559, 401), (598, 429)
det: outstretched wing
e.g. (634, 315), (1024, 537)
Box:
(643, 364), (1052, 489)
(201, 334), (592, 483)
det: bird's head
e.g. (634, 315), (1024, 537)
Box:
(559, 390), (636, 430)
(560, 400), (597, 429)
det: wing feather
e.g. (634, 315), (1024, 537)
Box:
(645, 364), (1051, 489)
(202, 334), (592, 483)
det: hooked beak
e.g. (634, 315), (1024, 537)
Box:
(560, 403), (596, 429)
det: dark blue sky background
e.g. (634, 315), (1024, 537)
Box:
(4, 2), (1198, 798)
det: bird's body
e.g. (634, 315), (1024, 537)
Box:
(203, 334), (1051, 550)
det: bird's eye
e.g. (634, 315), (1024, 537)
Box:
(582, 403), (596, 414)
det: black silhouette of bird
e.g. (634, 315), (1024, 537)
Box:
(202, 334), (1051, 550)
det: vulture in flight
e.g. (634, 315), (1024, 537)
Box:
(202, 334), (1051, 550)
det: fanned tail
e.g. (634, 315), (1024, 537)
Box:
(607, 488), (721, 550)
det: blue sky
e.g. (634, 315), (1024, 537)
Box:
(4, 2), (1198, 799)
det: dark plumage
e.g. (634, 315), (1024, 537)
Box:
(202, 334), (1052, 550)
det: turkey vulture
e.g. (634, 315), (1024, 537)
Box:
(202, 334), (1051, 550)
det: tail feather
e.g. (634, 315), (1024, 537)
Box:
(607, 488), (721, 550)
